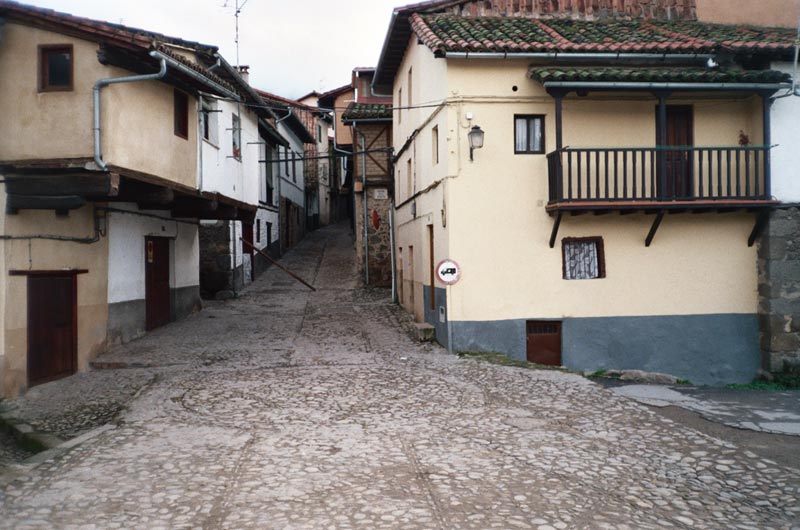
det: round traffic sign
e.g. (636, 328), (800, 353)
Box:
(436, 259), (461, 285)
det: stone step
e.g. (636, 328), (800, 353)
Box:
(413, 323), (435, 342)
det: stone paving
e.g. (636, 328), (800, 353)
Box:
(1, 222), (800, 529)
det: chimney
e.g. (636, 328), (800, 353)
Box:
(236, 65), (250, 84)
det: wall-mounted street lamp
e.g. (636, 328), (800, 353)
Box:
(468, 125), (484, 162)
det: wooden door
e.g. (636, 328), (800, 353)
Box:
(658, 105), (694, 198)
(28, 274), (77, 386)
(526, 321), (562, 366)
(145, 237), (170, 331)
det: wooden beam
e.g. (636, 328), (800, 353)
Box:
(4, 173), (119, 197)
(549, 211), (563, 249)
(748, 210), (770, 247)
(6, 194), (86, 214)
(645, 211), (665, 247)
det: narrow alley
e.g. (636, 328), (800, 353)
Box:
(0, 223), (799, 529)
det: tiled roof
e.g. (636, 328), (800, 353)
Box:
(529, 67), (792, 84)
(0, 0), (217, 52)
(411, 14), (797, 55)
(342, 103), (393, 122)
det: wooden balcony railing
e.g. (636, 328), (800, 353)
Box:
(547, 146), (771, 206)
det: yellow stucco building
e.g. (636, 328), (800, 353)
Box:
(374, 0), (798, 385)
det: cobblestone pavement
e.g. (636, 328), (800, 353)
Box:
(1, 223), (800, 529)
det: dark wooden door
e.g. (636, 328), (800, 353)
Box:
(28, 274), (77, 386)
(526, 321), (562, 366)
(145, 237), (170, 331)
(659, 105), (694, 198)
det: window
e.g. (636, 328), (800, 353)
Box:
(318, 124), (323, 143)
(562, 237), (605, 280)
(284, 147), (290, 176)
(292, 152), (297, 182)
(267, 222), (272, 245)
(406, 158), (412, 200)
(201, 98), (219, 145)
(256, 220), (261, 243)
(39, 45), (73, 92)
(265, 147), (275, 205)
(407, 67), (413, 108)
(432, 125), (439, 165)
(173, 90), (189, 139)
(398, 88), (402, 124)
(514, 114), (545, 154)
(231, 114), (241, 160)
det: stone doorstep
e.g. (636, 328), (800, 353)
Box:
(413, 322), (436, 342)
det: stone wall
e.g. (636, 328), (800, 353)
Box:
(354, 188), (393, 287)
(353, 121), (393, 288)
(199, 221), (232, 299)
(758, 206), (800, 372)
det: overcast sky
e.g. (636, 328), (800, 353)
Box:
(23, 0), (403, 98)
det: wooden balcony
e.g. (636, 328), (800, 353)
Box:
(546, 146), (776, 213)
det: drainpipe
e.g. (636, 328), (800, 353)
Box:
(793, 19), (800, 96)
(389, 197), (397, 303)
(93, 51), (168, 171)
(360, 131), (369, 285)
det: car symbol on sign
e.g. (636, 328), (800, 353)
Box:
(440, 267), (456, 276)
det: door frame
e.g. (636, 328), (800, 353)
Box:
(656, 104), (694, 198)
(145, 236), (171, 331)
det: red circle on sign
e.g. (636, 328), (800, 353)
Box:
(436, 259), (461, 285)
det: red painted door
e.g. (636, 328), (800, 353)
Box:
(28, 274), (77, 386)
(526, 321), (562, 366)
(145, 237), (170, 331)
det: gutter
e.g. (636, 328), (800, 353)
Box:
(444, 52), (715, 62)
(94, 51), (168, 171)
(151, 50), (242, 102)
(543, 81), (792, 91)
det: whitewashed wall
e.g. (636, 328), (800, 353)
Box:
(200, 97), (260, 206)
(107, 204), (199, 304)
(276, 121), (306, 208)
(771, 62), (800, 203)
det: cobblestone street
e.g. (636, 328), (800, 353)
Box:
(1, 223), (799, 529)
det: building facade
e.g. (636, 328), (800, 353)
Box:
(374, 0), (798, 384)
(343, 68), (394, 287)
(0, 2), (257, 396)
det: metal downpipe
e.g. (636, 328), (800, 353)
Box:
(360, 132), (369, 285)
(94, 51), (167, 171)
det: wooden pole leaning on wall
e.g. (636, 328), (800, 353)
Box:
(239, 238), (317, 292)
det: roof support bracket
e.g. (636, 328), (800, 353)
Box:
(748, 210), (770, 247)
(549, 211), (563, 249)
(645, 210), (665, 247)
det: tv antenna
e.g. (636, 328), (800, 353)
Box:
(223, 0), (249, 68)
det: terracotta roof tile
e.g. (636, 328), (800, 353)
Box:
(529, 67), (792, 84)
(342, 103), (393, 122)
(412, 14), (796, 55)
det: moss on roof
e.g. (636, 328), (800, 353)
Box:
(529, 67), (792, 84)
(412, 14), (797, 55)
(342, 103), (393, 122)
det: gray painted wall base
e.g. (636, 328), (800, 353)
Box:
(451, 314), (759, 386)
(108, 285), (201, 346)
(423, 287), (449, 350)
